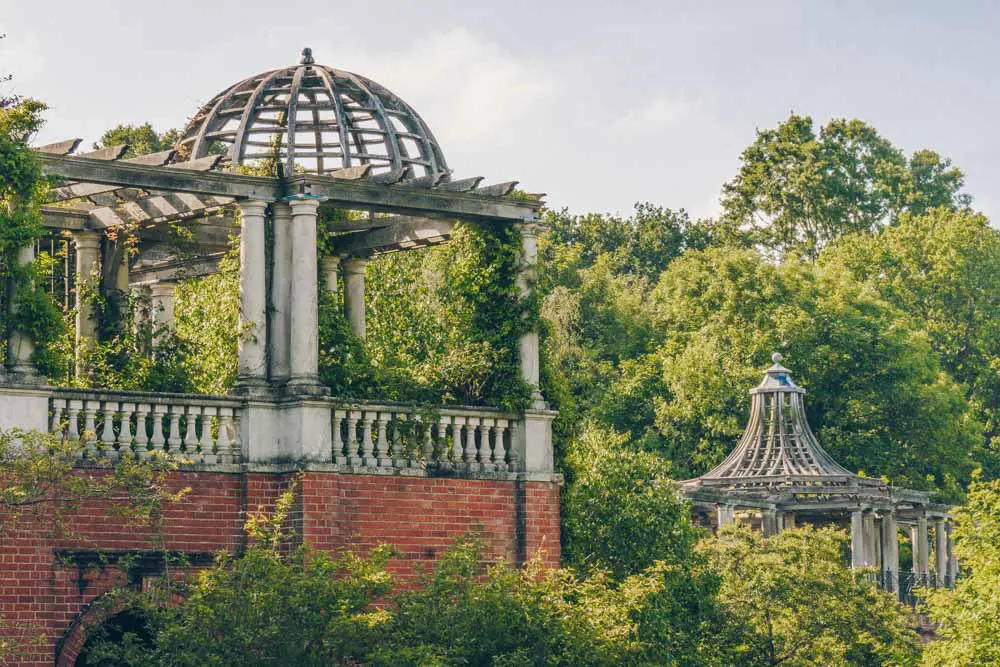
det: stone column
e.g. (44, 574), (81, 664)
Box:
(850, 510), (865, 569)
(5, 243), (40, 381)
(516, 223), (545, 409)
(782, 513), (796, 530)
(321, 255), (340, 299)
(149, 282), (175, 345)
(863, 512), (879, 568)
(287, 198), (322, 391)
(236, 200), (269, 390)
(74, 231), (101, 377)
(342, 257), (367, 339)
(946, 522), (958, 586)
(717, 505), (735, 529)
(762, 509), (779, 536)
(269, 202), (292, 383)
(881, 512), (899, 594)
(914, 514), (930, 584)
(934, 519), (948, 587)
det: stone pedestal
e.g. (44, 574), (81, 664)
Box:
(512, 408), (555, 473)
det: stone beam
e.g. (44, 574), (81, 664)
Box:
(36, 153), (282, 200)
(330, 218), (454, 256)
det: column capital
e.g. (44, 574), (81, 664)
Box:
(238, 199), (270, 217)
(288, 197), (322, 214)
(72, 230), (102, 250)
(342, 256), (368, 275)
(148, 281), (175, 297)
(322, 255), (341, 269)
(514, 221), (547, 237)
(271, 200), (292, 219)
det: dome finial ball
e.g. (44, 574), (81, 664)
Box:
(772, 352), (783, 364)
(301, 47), (314, 65)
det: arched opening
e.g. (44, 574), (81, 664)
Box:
(74, 609), (155, 666)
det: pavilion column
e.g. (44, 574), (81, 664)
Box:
(236, 200), (269, 389)
(73, 231), (101, 378)
(269, 202), (292, 384)
(762, 509), (779, 536)
(716, 505), (735, 530)
(342, 257), (367, 339)
(287, 198), (322, 391)
(912, 514), (930, 585)
(149, 282), (175, 345)
(863, 511), (879, 568)
(881, 512), (900, 594)
(850, 510), (865, 569)
(946, 522), (958, 586)
(321, 255), (340, 299)
(5, 243), (41, 381)
(516, 222), (545, 409)
(934, 519), (948, 588)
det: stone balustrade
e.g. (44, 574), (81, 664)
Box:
(332, 402), (518, 472)
(48, 389), (242, 464)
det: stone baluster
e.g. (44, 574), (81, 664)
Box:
(100, 401), (118, 458)
(481, 417), (496, 471)
(135, 404), (150, 458)
(184, 406), (201, 459)
(200, 406), (217, 464)
(67, 400), (82, 443)
(392, 413), (407, 468)
(451, 416), (466, 466)
(437, 415), (452, 465)
(465, 417), (478, 467)
(421, 415), (434, 464)
(332, 409), (346, 464)
(167, 408), (182, 454)
(496, 418), (510, 470)
(231, 410), (243, 463)
(151, 405), (167, 455)
(361, 411), (376, 465)
(83, 401), (98, 459)
(347, 410), (362, 465)
(376, 412), (391, 467)
(506, 421), (519, 472)
(118, 403), (134, 457)
(50, 398), (66, 435)
(217, 408), (235, 464)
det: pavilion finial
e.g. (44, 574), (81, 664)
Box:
(300, 47), (315, 65)
(771, 352), (783, 364)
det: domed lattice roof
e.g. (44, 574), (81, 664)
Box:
(178, 48), (448, 178)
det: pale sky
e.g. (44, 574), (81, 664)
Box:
(2, 0), (998, 221)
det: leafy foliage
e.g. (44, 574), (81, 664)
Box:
(720, 114), (969, 258)
(700, 525), (921, 666)
(922, 478), (1000, 666)
(94, 123), (180, 160)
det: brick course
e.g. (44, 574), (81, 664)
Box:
(0, 470), (560, 665)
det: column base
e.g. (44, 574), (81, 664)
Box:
(284, 376), (330, 398)
(230, 377), (274, 399)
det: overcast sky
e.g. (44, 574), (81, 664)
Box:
(2, 0), (998, 221)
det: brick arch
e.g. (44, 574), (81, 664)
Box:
(55, 593), (133, 667)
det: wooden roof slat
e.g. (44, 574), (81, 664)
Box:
(48, 150), (189, 202)
(435, 176), (483, 193)
(78, 145), (129, 161)
(474, 181), (518, 197)
(331, 164), (372, 181)
(332, 218), (454, 256)
(35, 138), (83, 155)
(402, 172), (446, 189)
(366, 166), (410, 185)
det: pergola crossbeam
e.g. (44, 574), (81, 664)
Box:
(331, 218), (454, 255)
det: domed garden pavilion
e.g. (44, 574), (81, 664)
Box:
(681, 354), (957, 600)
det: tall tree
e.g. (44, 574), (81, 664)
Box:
(721, 114), (969, 258)
(823, 208), (1000, 476)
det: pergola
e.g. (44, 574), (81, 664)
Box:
(681, 354), (956, 597)
(1, 48), (554, 473)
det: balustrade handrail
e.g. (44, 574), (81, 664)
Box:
(50, 386), (243, 408)
(325, 396), (519, 418)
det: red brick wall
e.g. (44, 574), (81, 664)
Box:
(0, 470), (561, 666)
